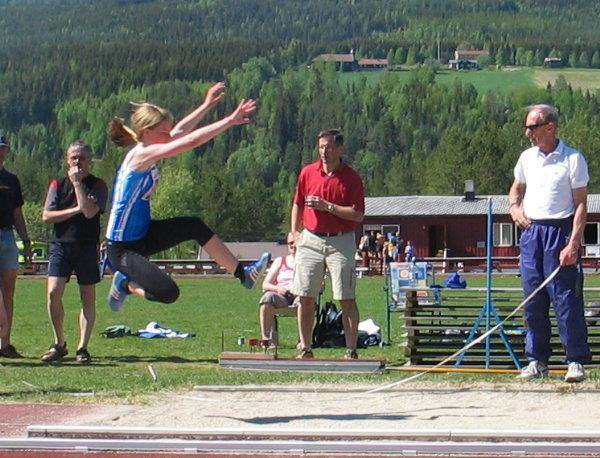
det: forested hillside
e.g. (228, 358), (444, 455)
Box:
(1, 0), (600, 242)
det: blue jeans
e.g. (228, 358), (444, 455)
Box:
(0, 229), (19, 270)
(520, 219), (591, 364)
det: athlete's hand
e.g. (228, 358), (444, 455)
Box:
(204, 82), (225, 108)
(228, 99), (257, 125)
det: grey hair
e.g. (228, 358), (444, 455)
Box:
(66, 140), (93, 157)
(526, 104), (559, 125)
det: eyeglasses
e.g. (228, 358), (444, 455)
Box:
(524, 122), (549, 130)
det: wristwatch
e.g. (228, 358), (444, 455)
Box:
(327, 203), (335, 213)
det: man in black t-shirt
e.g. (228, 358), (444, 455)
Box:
(0, 134), (31, 359)
(41, 140), (107, 363)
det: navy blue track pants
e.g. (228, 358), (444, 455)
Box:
(520, 218), (591, 364)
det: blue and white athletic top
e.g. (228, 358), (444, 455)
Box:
(106, 160), (160, 242)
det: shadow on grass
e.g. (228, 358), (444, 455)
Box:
(100, 355), (217, 364)
(0, 386), (103, 397)
(0, 359), (119, 368)
(1, 355), (216, 366)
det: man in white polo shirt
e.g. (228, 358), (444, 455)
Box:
(509, 104), (591, 383)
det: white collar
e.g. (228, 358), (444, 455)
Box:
(535, 139), (564, 158)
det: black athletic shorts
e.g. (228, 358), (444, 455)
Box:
(48, 241), (100, 285)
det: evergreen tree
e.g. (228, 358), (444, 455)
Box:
(568, 51), (578, 68)
(534, 49), (545, 66)
(592, 50), (600, 68)
(578, 50), (590, 68)
(405, 46), (418, 65)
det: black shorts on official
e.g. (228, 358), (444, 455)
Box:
(48, 242), (100, 285)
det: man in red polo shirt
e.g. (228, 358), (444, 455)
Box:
(290, 129), (365, 359)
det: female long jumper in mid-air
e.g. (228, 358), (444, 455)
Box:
(105, 83), (270, 310)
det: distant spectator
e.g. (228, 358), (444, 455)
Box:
(367, 230), (377, 258)
(388, 233), (399, 262)
(376, 232), (386, 272)
(358, 233), (370, 270)
(404, 240), (415, 262)
(395, 231), (404, 261)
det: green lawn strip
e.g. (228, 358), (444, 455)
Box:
(338, 67), (536, 94)
(435, 67), (534, 94)
(340, 66), (600, 95)
(0, 275), (597, 402)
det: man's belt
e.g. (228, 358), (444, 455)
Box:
(311, 231), (350, 237)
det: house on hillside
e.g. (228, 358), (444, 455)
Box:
(313, 52), (358, 71)
(358, 57), (388, 70)
(359, 192), (600, 259)
(544, 57), (563, 68)
(448, 59), (480, 70)
(448, 48), (488, 71)
(312, 50), (388, 71)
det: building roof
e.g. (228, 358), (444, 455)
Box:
(454, 49), (489, 59)
(313, 53), (355, 63)
(358, 58), (388, 66)
(366, 194), (600, 217)
(448, 59), (479, 64)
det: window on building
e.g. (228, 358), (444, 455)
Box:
(362, 224), (380, 235)
(493, 222), (513, 247)
(584, 222), (599, 245)
(514, 225), (523, 245)
(382, 225), (399, 238)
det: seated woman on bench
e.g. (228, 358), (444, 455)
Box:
(259, 233), (297, 347)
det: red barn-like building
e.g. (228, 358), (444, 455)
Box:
(361, 195), (600, 259)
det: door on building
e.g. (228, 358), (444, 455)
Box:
(428, 225), (446, 257)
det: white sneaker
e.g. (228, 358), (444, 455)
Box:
(516, 360), (549, 379)
(564, 362), (586, 383)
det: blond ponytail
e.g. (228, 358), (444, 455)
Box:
(108, 117), (138, 148)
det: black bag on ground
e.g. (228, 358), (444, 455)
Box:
(312, 301), (346, 348)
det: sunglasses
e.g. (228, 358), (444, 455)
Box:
(287, 242), (295, 246)
(524, 122), (549, 130)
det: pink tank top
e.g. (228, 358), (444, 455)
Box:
(276, 255), (295, 290)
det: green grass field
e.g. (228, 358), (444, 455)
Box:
(0, 274), (597, 402)
(339, 66), (600, 95)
